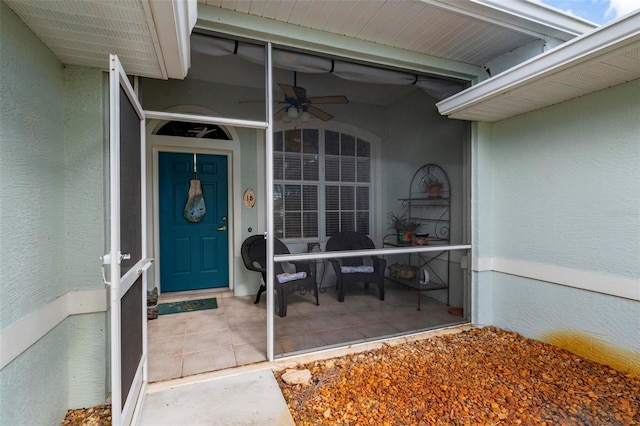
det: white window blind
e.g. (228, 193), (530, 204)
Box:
(274, 128), (371, 240)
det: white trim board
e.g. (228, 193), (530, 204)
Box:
(473, 257), (639, 301)
(437, 11), (640, 122)
(0, 289), (107, 369)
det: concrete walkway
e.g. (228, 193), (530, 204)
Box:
(137, 369), (295, 426)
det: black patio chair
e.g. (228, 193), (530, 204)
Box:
(325, 231), (386, 302)
(241, 235), (319, 317)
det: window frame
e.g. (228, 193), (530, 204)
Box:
(273, 123), (380, 243)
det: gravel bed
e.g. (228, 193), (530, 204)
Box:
(61, 405), (111, 425)
(277, 326), (639, 425)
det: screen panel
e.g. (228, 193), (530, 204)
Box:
(119, 87), (142, 275)
(120, 276), (143, 409)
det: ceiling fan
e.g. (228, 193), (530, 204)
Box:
(242, 72), (349, 121)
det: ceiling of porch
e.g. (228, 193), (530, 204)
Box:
(197, 0), (591, 68)
(5, 0), (591, 81)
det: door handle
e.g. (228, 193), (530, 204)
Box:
(217, 225), (228, 231)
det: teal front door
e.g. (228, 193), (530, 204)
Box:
(159, 152), (229, 292)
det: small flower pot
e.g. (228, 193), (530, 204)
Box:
(414, 233), (428, 245)
(397, 231), (414, 244)
(427, 183), (443, 198)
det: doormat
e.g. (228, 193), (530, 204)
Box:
(158, 298), (218, 315)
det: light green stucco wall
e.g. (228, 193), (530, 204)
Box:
(489, 80), (639, 275)
(0, 0), (65, 330)
(0, 323), (69, 424)
(64, 68), (107, 292)
(0, 3), (68, 423)
(63, 68), (108, 407)
(67, 313), (108, 407)
(474, 79), (640, 372)
(0, 2), (108, 423)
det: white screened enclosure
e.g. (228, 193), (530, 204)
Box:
(140, 32), (471, 365)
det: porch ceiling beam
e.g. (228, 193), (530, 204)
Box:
(144, 110), (268, 129)
(196, 5), (486, 83)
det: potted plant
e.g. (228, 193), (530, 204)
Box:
(388, 212), (421, 243)
(426, 173), (443, 198)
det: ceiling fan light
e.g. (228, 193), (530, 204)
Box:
(287, 107), (299, 119)
(300, 110), (311, 122)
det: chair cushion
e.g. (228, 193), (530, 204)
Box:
(276, 272), (308, 283)
(340, 265), (374, 273)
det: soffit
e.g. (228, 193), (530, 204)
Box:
(198, 0), (590, 67)
(5, 0), (165, 78)
(4, 0), (196, 79)
(436, 11), (640, 122)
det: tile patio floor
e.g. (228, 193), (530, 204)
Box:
(148, 281), (467, 382)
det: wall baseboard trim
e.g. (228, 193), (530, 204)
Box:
(473, 257), (639, 301)
(0, 289), (107, 369)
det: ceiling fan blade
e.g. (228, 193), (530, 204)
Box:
(274, 107), (287, 120)
(278, 83), (297, 99)
(306, 105), (334, 121)
(306, 95), (349, 104)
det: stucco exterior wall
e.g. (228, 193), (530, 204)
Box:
(63, 68), (107, 292)
(0, 323), (69, 424)
(0, 0), (65, 330)
(0, 2), (68, 422)
(0, 2), (108, 423)
(67, 313), (108, 407)
(474, 79), (640, 373)
(63, 68), (108, 407)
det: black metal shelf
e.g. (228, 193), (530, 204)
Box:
(384, 274), (449, 310)
(384, 163), (452, 309)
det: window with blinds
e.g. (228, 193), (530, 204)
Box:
(273, 128), (372, 240)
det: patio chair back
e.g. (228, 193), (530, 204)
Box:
(326, 231), (386, 302)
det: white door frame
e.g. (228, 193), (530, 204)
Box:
(107, 55), (153, 426)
